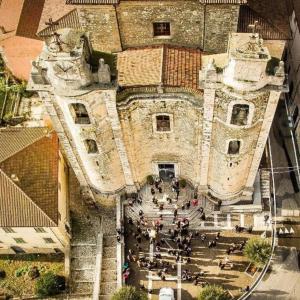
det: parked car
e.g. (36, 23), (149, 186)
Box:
(159, 287), (175, 300)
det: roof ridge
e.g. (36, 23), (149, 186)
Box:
(0, 127), (49, 163)
(0, 168), (57, 227)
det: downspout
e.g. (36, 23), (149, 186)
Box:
(114, 4), (123, 51)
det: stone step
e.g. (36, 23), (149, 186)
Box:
(72, 269), (95, 282)
(71, 256), (96, 269)
(101, 269), (117, 282)
(102, 258), (117, 270)
(100, 281), (118, 295)
(71, 245), (97, 257)
(103, 246), (117, 259)
(99, 295), (112, 300)
(103, 237), (117, 247)
(71, 282), (94, 294)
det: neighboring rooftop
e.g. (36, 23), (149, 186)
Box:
(238, 0), (291, 40)
(117, 45), (202, 91)
(0, 127), (59, 227)
(0, 0), (44, 80)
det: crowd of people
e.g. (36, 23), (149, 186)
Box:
(117, 176), (253, 293)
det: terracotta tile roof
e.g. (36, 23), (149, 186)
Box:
(0, 0), (44, 40)
(163, 45), (202, 90)
(16, 0), (45, 39)
(0, 169), (56, 227)
(117, 45), (202, 90)
(38, 9), (81, 37)
(118, 46), (163, 87)
(0, 127), (47, 163)
(0, 36), (43, 80)
(0, 127), (59, 227)
(238, 1), (291, 40)
(38, 0), (76, 33)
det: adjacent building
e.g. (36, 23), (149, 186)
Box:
(0, 127), (70, 254)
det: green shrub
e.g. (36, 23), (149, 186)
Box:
(198, 285), (231, 300)
(15, 266), (28, 277)
(244, 238), (272, 267)
(179, 178), (187, 188)
(146, 175), (154, 185)
(112, 286), (147, 300)
(35, 272), (65, 297)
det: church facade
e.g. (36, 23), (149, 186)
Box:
(28, 28), (284, 204)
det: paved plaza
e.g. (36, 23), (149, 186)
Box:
(124, 181), (267, 299)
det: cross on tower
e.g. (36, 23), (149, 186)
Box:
(45, 18), (59, 28)
(248, 20), (260, 35)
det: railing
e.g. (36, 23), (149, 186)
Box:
(236, 137), (277, 300)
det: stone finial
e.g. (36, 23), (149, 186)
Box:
(204, 58), (217, 82)
(97, 58), (111, 84)
(275, 61), (285, 77)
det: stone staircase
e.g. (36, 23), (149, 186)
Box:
(69, 213), (101, 298)
(125, 183), (220, 230)
(99, 210), (118, 299)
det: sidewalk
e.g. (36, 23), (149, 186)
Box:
(249, 247), (300, 300)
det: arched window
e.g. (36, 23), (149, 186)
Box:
(228, 140), (240, 155)
(230, 104), (249, 126)
(84, 139), (98, 154)
(69, 103), (90, 124)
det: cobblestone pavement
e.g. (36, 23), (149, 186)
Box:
(124, 182), (265, 299)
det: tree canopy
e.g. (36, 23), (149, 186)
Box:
(198, 285), (231, 300)
(244, 238), (272, 267)
(112, 286), (147, 300)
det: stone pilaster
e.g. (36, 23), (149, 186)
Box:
(245, 90), (282, 189)
(103, 91), (136, 192)
(198, 88), (216, 190)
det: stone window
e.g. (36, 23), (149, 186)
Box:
(84, 139), (99, 154)
(2, 227), (15, 233)
(230, 104), (249, 126)
(153, 22), (170, 36)
(69, 103), (90, 124)
(228, 140), (241, 155)
(14, 238), (26, 244)
(34, 227), (46, 233)
(43, 238), (55, 244)
(156, 115), (171, 132)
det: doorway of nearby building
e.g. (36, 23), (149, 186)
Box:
(158, 163), (175, 181)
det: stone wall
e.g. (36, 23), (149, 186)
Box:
(117, 93), (203, 186)
(204, 4), (240, 53)
(78, 6), (122, 53)
(117, 1), (204, 50)
(77, 1), (240, 53)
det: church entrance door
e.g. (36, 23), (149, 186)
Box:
(158, 163), (175, 181)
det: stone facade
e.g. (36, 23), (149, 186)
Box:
(76, 1), (239, 53)
(29, 29), (284, 203)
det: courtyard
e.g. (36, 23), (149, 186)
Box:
(123, 179), (266, 299)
